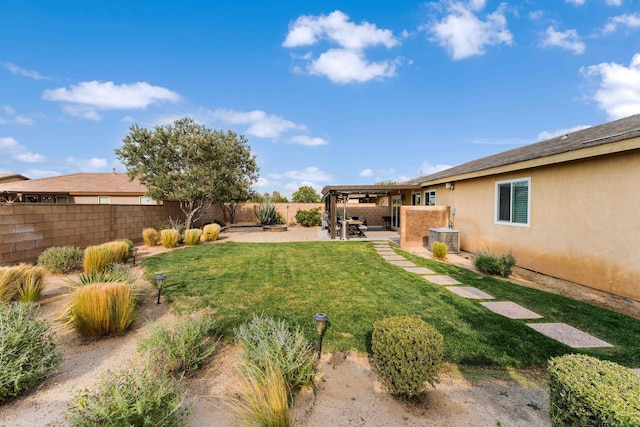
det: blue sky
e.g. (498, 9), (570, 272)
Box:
(1, 0), (639, 198)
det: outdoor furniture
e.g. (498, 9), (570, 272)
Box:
(347, 219), (367, 237)
(382, 216), (391, 229)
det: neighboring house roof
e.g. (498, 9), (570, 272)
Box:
(406, 114), (640, 186)
(0, 173), (147, 195)
(0, 173), (29, 183)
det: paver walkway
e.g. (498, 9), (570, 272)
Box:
(372, 241), (616, 350)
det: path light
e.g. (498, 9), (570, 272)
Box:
(313, 313), (329, 360)
(155, 274), (167, 304)
(130, 247), (138, 266)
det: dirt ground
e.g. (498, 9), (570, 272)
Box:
(2, 226), (637, 426)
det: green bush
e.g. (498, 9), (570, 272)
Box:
(548, 354), (640, 427)
(472, 249), (517, 277)
(371, 315), (443, 398)
(68, 365), (191, 427)
(256, 200), (279, 225)
(138, 312), (219, 377)
(295, 207), (322, 227)
(202, 223), (221, 242)
(38, 246), (84, 274)
(234, 314), (315, 389)
(183, 228), (203, 246)
(0, 303), (61, 402)
(432, 242), (448, 260)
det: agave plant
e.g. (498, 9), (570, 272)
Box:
(256, 200), (279, 225)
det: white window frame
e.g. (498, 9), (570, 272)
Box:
(139, 196), (155, 205)
(98, 196), (111, 205)
(411, 192), (421, 205)
(423, 190), (436, 206)
(494, 177), (530, 227)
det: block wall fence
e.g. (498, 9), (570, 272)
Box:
(0, 202), (184, 266)
(1, 202), (391, 266)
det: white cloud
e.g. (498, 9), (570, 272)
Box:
(537, 125), (592, 141)
(581, 53), (640, 119)
(0, 62), (51, 80)
(283, 10), (402, 84)
(529, 10), (544, 20)
(43, 81), (181, 120)
(309, 49), (397, 84)
(19, 170), (60, 179)
(288, 135), (329, 146)
(209, 108), (306, 138)
(602, 13), (640, 34)
(606, 0), (622, 5)
(65, 157), (110, 172)
(281, 166), (332, 182)
(263, 167), (332, 199)
(565, 0), (586, 5)
(0, 137), (46, 163)
(360, 168), (374, 177)
(541, 27), (586, 55)
(427, 1), (513, 60)
(419, 162), (453, 176)
(0, 105), (35, 125)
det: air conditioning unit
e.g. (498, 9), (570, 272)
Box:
(428, 227), (460, 253)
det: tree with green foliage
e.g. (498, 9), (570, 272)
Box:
(291, 185), (321, 203)
(269, 191), (288, 203)
(375, 180), (398, 185)
(115, 117), (258, 229)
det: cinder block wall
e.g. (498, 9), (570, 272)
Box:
(400, 206), (450, 248)
(0, 202), (184, 266)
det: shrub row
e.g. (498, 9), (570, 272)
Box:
(548, 354), (640, 427)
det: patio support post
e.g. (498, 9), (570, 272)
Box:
(329, 191), (337, 240)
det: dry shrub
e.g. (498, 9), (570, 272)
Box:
(202, 223), (221, 242)
(103, 241), (131, 264)
(61, 282), (137, 337)
(0, 264), (46, 303)
(161, 229), (180, 248)
(183, 229), (203, 246)
(432, 242), (448, 260)
(83, 245), (116, 274)
(142, 228), (160, 246)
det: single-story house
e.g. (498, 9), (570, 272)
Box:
(0, 172), (158, 205)
(325, 114), (640, 302)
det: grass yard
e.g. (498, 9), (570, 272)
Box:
(141, 241), (640, 368)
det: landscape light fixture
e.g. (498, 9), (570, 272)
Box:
(155, 274), (167, 304)
(313, 313), (329, 360)
(130, 247), (138, 266)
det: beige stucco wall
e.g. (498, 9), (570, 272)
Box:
(400, 206), (450, 248)
(429, 149), (640, 301)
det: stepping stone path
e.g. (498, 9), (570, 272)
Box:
(371, 241), (618, 351)
(527, 323), (613, 348)
(424, 275), (460, 285)
(480, 302), (542, 319)
(446, 286), (495, 300)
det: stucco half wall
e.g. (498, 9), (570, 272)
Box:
(400, 206), (450, 248)
(432, 150), (640, 301)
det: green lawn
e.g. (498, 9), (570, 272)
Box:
(141, 241), (640, 368)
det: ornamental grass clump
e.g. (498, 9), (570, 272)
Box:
(202, 223), (221, 241)
(143, 227), (160, 246)
(0, 264), (47, 303)
(0, 303), (61, 402)
(138, 312), (219, 377)
(83, 245), (115, 274)
(61, 282), (137, 337)
(234, 314), (316, 390)
(431, 242), (448, 260)
(372, 315), (443, 399)
(67, 365), (191, 427)
(37, 246), (84, 274)
(103, 241), (131, 264)
(161, 229), (180, 248)
(183, 228), (203, 246)
(548, 354), (640, 427)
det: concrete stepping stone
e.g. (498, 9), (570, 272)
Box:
(526, 323), (613, 348)
(633, 369), (640, 376)
(404, 267), (435, 275)
(390, 260), (416, 267)
(376, 249), (395, 254)
(480, 302), (543, 319)
(446, 287), (494, 300)
(382, 255), (405, 261)
(424, 275), (460, 285)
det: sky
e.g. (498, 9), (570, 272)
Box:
(1, 0), (639, 198)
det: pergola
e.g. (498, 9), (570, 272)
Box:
(321, 184), (420, 240)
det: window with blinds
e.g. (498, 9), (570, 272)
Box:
(495, 178), (530, 226)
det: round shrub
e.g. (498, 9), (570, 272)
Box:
(371, 315), (443, 398)
(103, 241), (131, 264)
(142, 228), (160, 246)
(183, 229), (203, 246)
(37, 246), (84, 274)
(295, 207), (321, 227)
(0, 303), (61, 402)
(202, 223), (221, 242)
(432, 242), (448, 260)
(160, 229), (180, 248)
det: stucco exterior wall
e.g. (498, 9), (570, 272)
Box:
(400, 206), (450, 248)
(0, 202), (183, 266)
(432, 150), (640, 301)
